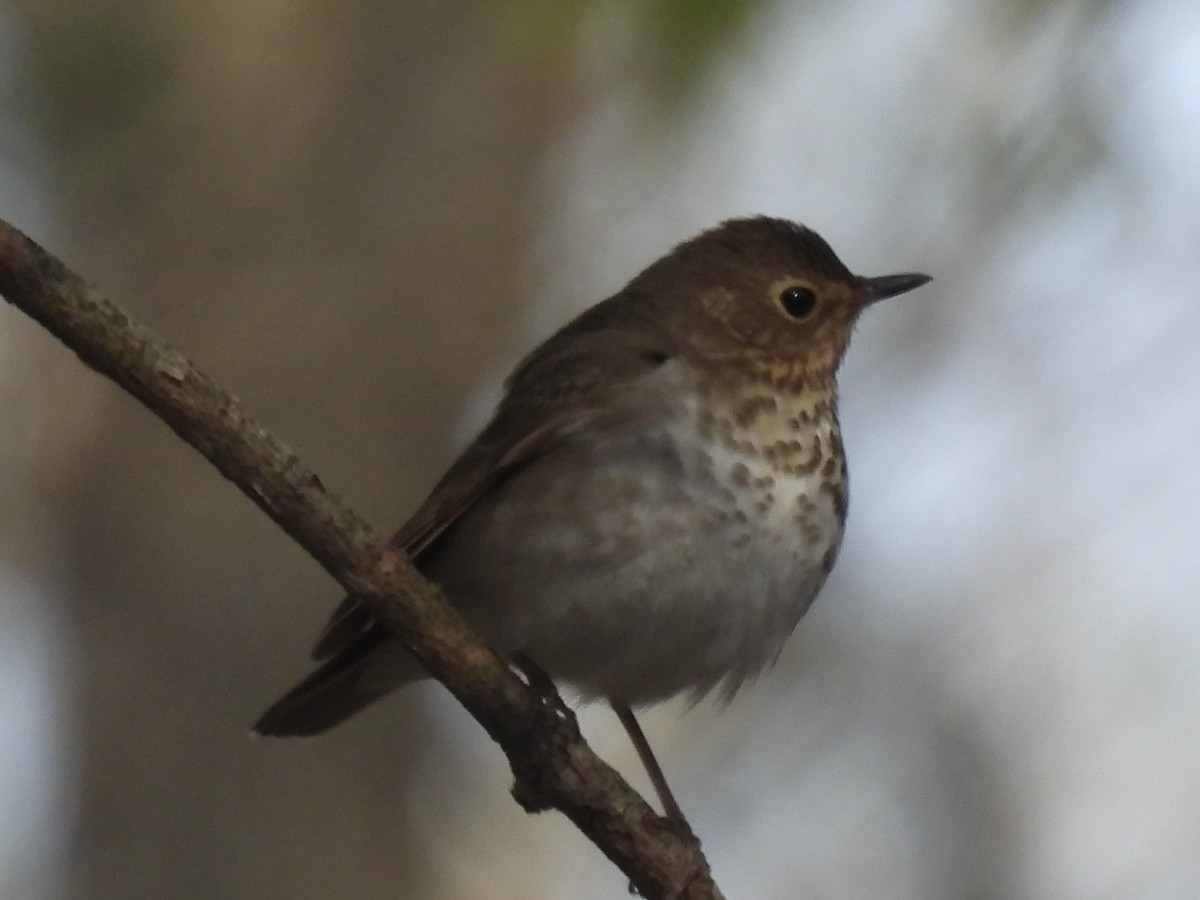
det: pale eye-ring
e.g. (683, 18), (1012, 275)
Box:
(778, 285), (817, 320)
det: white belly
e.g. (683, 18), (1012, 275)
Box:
(423, 387), (847, 705)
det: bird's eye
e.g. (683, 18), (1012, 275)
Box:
(778, 286), (817, 320)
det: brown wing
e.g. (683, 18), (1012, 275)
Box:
(310, 307), (677, 661)
(254, 286), (686, 737)
(256, 411), (604, 737)
(309, 417), (566, 659)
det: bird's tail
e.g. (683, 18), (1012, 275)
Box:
(253, 629), (425, 737)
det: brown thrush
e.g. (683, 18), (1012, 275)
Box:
(255, 216), (930, 822)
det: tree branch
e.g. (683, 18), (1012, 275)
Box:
(0, 216), (723, 899)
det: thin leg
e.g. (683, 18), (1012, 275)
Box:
(612, 702), (687, 825)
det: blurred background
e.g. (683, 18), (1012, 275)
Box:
(1, 1), (1198, 897)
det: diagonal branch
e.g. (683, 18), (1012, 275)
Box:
(0, 216), (723, 900)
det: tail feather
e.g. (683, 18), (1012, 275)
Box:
(254, 628), (424, 737)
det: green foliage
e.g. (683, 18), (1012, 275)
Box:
(638, 0), (767, 103)
(9, 4), (179, 152)
(490, 0), (772, 112)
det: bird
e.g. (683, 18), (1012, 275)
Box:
(254, 216), (930, 822)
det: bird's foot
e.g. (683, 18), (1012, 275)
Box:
(513, 654), (578, 730)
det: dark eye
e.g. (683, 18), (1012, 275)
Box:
(778, 286), (817, 320)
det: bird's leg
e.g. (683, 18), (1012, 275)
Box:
(612, 702), (689, 828)
(514, 659), (690, 830)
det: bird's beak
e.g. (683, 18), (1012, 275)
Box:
(858, 272), (931, 306)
